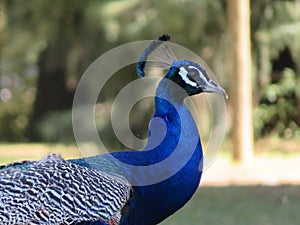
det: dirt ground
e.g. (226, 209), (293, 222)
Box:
(202, 154), (300, 186)
(0, 142), (299, 186)
(201, 136), (300, 186)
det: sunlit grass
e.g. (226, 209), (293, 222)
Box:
(255, 135), (300, 157)
(0, 141), (299, 224)
(162, 185), (300, 225)
(1, 135), (299, 165)
(0, 143), (81, 165)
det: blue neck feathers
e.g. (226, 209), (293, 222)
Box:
(71, 71), (204, 225)
(119, 77), (203, 225)
(70, 35), (228, 225)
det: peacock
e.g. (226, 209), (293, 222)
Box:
(0, 35), (227, 225)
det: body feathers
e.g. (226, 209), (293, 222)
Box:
(0, 154), (131, 225)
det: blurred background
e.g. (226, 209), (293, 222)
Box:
(0, 0), (300, 224)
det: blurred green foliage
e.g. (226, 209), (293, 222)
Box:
(35, 110), (74, 143)
(252, 0), (300, 139)
(0, 0), (300, 143)
(255, 68), (300, 138)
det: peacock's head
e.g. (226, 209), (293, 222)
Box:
(166, 60), (228, 98)
(137, 34), (228, 99)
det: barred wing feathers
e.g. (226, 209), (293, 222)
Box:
(0, 154), (131, 225)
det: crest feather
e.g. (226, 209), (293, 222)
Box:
(137, 34), (177, 77)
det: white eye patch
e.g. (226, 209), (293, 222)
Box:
(178, 67), (198, 87)
(188, 65), (210, 82)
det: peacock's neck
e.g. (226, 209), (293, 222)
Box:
(124, 81), (204, 225)
(143, 80), (200, 159)
(71, 80), (204, 225)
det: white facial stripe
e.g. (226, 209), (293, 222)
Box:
(179, 67), (198, 87)
(188, 65), (210, 82)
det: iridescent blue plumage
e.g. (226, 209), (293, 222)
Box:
(72, 35), (227, 225)
(73, 78), (203, 225)
(0, 35), (227, 225)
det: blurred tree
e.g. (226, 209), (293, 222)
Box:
(26, 1), (102, 140)
(228, 0), (253, 162)
(0, 0), (228, 144)
(252, 0), (300, 139)
(1, 0), (300, 154)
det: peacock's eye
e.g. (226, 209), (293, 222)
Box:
(187, 70), (198, 83)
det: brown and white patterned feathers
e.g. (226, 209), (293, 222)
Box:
(0, 154), (131, 225)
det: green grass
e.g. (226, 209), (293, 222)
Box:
(0, 143), (299, 225)
(161, 185), (300, 225)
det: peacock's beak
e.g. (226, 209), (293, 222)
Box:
(202, 80), (228, 99)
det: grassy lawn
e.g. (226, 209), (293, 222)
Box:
(0, 143), (299, 225)
(0, 143), (82, 164)
(162, 185), (300, 225)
